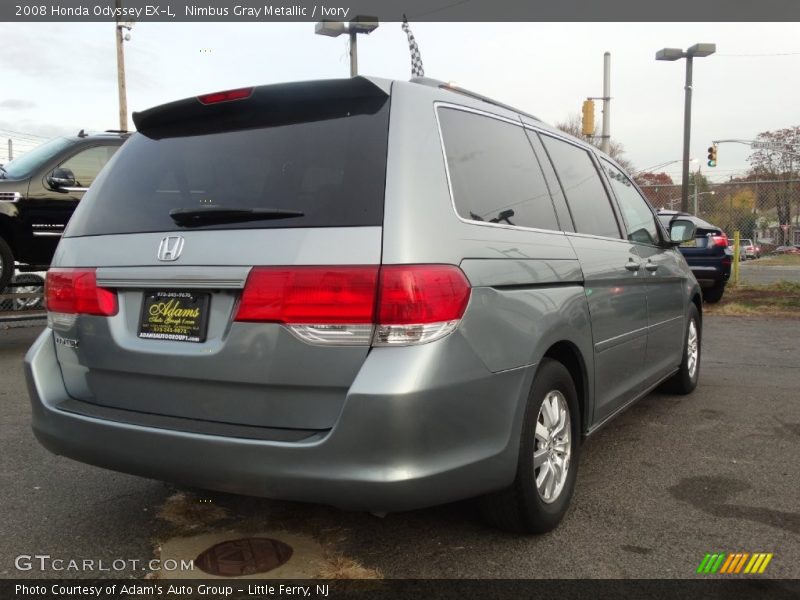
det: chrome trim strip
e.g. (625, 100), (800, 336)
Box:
(0, 192), (22, 203)
(96, 278), (245, 289)
(32, 231), (63, 237)
(595, 325), (649, 352)
(60, 186), (88, 193)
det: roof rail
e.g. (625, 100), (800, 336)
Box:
(410, 77), (542, 123)
(104, 129), (129, 134)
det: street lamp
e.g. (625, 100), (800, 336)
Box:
(315, 16), (379, 77)
(656, 43), (716, 213)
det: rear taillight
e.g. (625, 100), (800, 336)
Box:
(711, 234), (729, 248)
(45, 268), (118, 317)
(235, 265), (471, 346)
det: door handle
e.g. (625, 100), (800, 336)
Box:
(625, 259), (641, 272)
(645, 260), (659, 273)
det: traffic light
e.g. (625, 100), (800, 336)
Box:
(581, 100), (595, 136)
(707, 144), (718, 167)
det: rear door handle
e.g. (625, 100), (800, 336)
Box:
(625, 259), (641, 272)
(645, 260), (659, 273)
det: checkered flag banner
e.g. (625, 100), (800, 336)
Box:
(402, 16), (425, 78)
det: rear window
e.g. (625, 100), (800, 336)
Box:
(65, 98), (389, 237)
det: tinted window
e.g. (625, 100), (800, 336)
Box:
(526, 131), (575, 232)
(2, 137), (73, 179)
(66, 99), (389, 237)
(540, 135), (620, 239)
(438, 108), (559, 231)
(58, 145), (119, 188)
(602, 160), (659, 245)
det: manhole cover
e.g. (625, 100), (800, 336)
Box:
(195, 537), (294, 577)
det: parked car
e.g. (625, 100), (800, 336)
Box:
(658, 210), (731, 303)
(773, 245), (800, 255)
(737, 238), (760, 260)
(0, 130), (128, 290)
(26, 77), (702, 534)
(727, 238), (747, 262)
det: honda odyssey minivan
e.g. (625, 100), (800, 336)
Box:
(26, 76), (701, 533)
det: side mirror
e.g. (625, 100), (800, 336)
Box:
(668, 218), (696, 245)
(48, 167), (76, 189)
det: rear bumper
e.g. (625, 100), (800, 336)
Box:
(26, 328), (530, 512)
(689, 265), (729, 288)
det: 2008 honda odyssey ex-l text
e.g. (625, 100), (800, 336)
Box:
(26, 76), (702, 533)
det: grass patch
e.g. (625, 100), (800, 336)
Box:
(752, 254), (800, 266)
(317, 555), (383, 579)
(706, 280), (800, 317)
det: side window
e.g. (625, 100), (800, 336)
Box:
(539, 134), (621, 239)
(58, 145), (119, 189)
(603, 160), (660, 245)
(438, 108), (560, 231)
(525, 131), (575, 232)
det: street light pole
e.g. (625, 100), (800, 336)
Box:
(681, 55), (693, 214)
(656, 43), (716, 214)
(315, 17), (378, 78)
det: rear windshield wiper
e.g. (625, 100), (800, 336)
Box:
(169, 207), (304, 227)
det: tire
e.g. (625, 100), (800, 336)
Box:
(702, 283), (725, 304)
(481, 358), (580, 534)
(661, 303), (701, 395)
(0, 236), (14, 292)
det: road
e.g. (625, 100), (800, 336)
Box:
(1, 317), (798, 580)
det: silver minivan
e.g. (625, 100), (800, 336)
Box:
(26, 76), (701, 533)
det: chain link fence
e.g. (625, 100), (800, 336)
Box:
(639, 179), (800, 251)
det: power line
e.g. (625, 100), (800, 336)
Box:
(716, 52), (800, 57)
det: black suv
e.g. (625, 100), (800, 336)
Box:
(658, 210), (732, 303)
(0, 131), (128, 289)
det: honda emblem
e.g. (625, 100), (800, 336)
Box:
(157, 236), (185, 261)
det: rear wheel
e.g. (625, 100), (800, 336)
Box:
(481, 358), (580, 534)
(702, 283), (725, 303)
(662, 303), (701, 395)
(0, 237), (13, 292)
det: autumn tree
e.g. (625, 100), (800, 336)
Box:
(747, 126), (800, 243)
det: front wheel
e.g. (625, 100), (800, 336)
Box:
(480, 358), (580, 534)
(702, 282), (725, 304)
(0, 237), (14, 292)
(662, 304), (701, 395)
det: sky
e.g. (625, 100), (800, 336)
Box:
(0, 21), (798, 182)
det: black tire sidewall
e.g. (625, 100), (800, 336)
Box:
(515, 359), (581, 532)
(0, 237), (13, 292)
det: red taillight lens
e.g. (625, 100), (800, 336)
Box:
(235, 266), (379, 324)
(377, 265), (471, 324)
(45, 268), (118, 316)
(711, 235), (729, 248)
(235, 265), (472, 333)
(197, 87), (254, 105)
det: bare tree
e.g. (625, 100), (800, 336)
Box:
(555, 114), (634, 172)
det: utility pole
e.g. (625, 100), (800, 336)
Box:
(7, 139), (12, 161)
(348, 29), (358, 78)
(601, 52), (611, 154)
(115, 0), (128, 131)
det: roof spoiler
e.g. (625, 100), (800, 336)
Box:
(133, 77), (390, 139)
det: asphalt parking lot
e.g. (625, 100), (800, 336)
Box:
(740, 262), (800, 285)
(1, 316), (798, 580)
